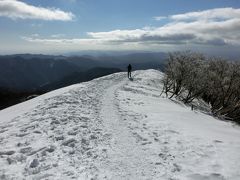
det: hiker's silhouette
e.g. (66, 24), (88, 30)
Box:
(127, 64), (132, 79)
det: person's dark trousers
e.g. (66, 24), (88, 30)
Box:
(128, 71), (131, 78)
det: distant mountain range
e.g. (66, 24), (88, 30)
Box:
(40, 67), (122, 91)
(0, 52), (166, 91)
(0, 52), (167, 109)
(0, 56), (79, 91)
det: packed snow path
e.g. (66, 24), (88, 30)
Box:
(99, 77), (159, 179)
(0, 70), (240, 180)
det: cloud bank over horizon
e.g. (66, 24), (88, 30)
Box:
(23, 8), (240, 50)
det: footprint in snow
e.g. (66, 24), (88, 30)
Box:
(213, 140), (223, 143)
(188, 173), (226, 180)
(0, 150), (15, 156)
(62, 138), (77, 147)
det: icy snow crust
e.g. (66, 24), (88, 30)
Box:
(0, 69), (240, 179)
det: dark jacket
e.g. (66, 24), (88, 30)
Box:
(128, 64), (132, 71)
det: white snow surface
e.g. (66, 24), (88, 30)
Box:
(0, 69), (240, 180)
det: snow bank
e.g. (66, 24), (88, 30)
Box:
(0, 69), (239, 180)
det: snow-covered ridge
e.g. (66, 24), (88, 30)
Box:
(0, 69), (240, 180)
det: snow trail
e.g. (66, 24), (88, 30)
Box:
(99, 73), (158, 179)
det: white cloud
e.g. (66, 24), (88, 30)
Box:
(170, 7), (240, 21)
(85, 19), (240, 46)
(21, 36), (104, 45)
(85, 8), (240, 46)
(0, 0), (74, 21)
(31, 33), (39, 37)
(153, 16), (166, 21)
(51, 34), (66, 38)
(22, 7), (240, 51)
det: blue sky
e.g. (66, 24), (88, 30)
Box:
(0, 0), (240, 56)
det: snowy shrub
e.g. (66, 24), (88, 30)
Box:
(162, 51), (240, 123)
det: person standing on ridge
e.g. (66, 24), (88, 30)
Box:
(127, 64), (132, 78)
